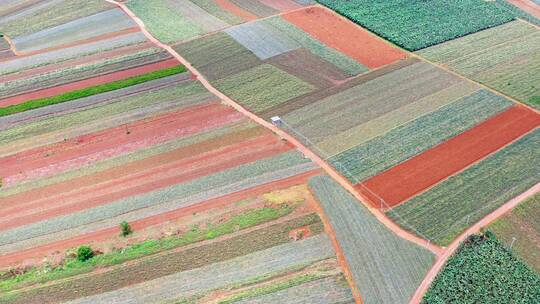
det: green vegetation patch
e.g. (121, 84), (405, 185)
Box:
(423, 232), (540, 303)
(0, 65), (187, 117)
(417, 21), (540, 108)
(189, 0), (244, 25)
(0, 205), (295, 293)
(489, 193), (540, 273)
(389, 129), (540, 246)
(127, 0), (204, 43)
(1, 214), (322, 304)
(316, 0), (516, 51)
(215, 64), (315, 112)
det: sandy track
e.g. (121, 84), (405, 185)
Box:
(409, 181), (540, 303)
(106, 3), (447, 304)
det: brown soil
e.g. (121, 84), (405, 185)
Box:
(283, 7), (408, 69)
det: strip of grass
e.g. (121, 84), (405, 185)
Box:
(423, 232), (540, 303)
(0, 205), (293, 293)
(0, 64), (186, 117)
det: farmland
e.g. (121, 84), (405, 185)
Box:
(423, 232), (540, 303)
(2, 0), (540, 303)
(388, 129), (540, 245)
(310, 175), (435, 304)
(316, 0), (535, 51)
(418, 20), (540, 109)
(489, 193), (540, 273)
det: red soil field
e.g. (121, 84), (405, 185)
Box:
(0, 127), (265, 209)
(508, 0), (540, 18)
(258, 0), (301, 11)
(0, 58), (180, 107)
(0, 42), (156, 83)
(282, 7), (408, 69)
(0, 133), (292, 230)
(0, 103), (243, 186)
(214, 0), (258, 21)
(8, 28), (141, 58)
(0, 170), (320, 268)
(358, 105), (540, 208)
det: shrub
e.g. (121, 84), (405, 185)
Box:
(76, 246), (94, 262)
(120, 221), (133, 237)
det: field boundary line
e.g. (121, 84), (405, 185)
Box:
(108, 3), (447, 304)
(409, 181), (540, 304)
(382, 120), (540, 211)
(1, 209), (315, 296)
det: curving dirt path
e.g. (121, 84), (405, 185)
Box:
(409, 181), (540, 303)
(106, 2), (447, 304)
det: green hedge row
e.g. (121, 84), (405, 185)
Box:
(0, 64), (187, 117)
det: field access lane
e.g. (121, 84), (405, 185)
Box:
(358, 105), (540, 208)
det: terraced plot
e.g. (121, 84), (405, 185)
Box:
(418, 20), (540, 109)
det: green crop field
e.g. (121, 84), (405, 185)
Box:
(316, 0), (515, 51)
(489, 193), (540, 273)
(418, 21), (540, 109)
(423, 232), (540, 303)
(389, 129), (540, 246)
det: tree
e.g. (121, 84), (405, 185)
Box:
(120, 221), (133, 237)
(77, 246), (94, 262)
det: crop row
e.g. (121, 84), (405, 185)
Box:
(1, 213), (325, 303)
(330, 89), (512, 183)
(418, 21), (540, 109)
(309, 175), (435, 304)
(0, 0), (112, 38)
(316, 0), (517, 51)
(389, 128), (540, 245)
(489, 193), (540, 273)
(0, 151), (312, 247)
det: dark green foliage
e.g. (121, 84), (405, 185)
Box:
(120, 221), (133, 237)
(495, 0), (540, 26)
(316, 0), (516, 51)
(528, 96), (540, 108)
(0, 65), (187, 117)
(76, 246), (94, 262)
(423, 232), (540, 303)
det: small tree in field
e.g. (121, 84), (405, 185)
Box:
(120, 221), (133, 237)
(77, 246), (94, 262)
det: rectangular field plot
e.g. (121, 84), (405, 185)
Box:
(215, 64), (315, 112)
(309, 175), (435, 304)
(489, 193), (540, 273)
(388, 129), (540, 246)
(418, 21), (540, 109)
(317, 0), (517, 51)
(359, 105), (540, 207)
(174, 7), (407, 113)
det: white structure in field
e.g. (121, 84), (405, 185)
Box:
(271, 116), (282, 126)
